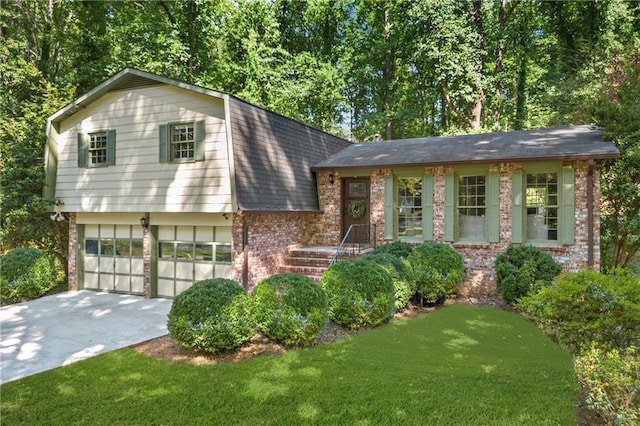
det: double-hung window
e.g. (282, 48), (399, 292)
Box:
(457, 175), (487, 241)
(159, 120), (205, 163)
(512, 164), (574, 245)
(77, 129), (116, 168)
(398, 177), (423, 239)
(444, 168), (499, 243)
(525, 172), (559, 241)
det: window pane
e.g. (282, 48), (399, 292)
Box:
(131, 240), (144, 257)
(348, 183), (366, 197)
(195, 243), (213, 261)
(115, 240), (130, 257)
(176, 243), (193, 260)
(159, 242), (174, 259)
(171, 123), (195, 160)
(398, 177), (422, 238)
(85, 239), (99, 255)
(100, 239), (115, 255)
(216, 244), (232, 263)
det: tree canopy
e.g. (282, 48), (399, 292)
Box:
(1, 0), (639, 271)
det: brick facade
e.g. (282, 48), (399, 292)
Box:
(231, 211), (324, 292)
(313, 161), (601, 296)
(67, 213), (77, 291)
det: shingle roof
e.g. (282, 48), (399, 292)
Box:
(312, 126), (619, 171)
(229, 97), (352, 211)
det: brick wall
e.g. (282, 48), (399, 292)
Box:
(231, 211), (323, 292)
(314, 161), (601, 296)
(67, 213), (77, 291)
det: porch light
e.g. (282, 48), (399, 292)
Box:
(140, 216), (148, 229)
(50, 199), (65, 222)
(328, 174), (334, 185)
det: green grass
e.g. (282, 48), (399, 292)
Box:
(0, 305), (578, 425)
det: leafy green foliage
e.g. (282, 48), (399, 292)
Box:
(407, 243), (465, 305)
(251, 273), (327, 346)
(371, 241), (414, 259)
(321, 257), (395, 329)
(167, 279), (254, 353)
(364, 252), (415, 310)
(495, 245), (562, 304)
(575, 344), (640, 425)
(0, 248), (63, 304)
(518, 270), (640, 353)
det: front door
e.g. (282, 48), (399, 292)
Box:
(342, 177), (371, 244)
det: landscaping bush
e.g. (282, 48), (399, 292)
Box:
(407, 242), (465, 305)
(251, 273), (327, 346)
(495, 245), (562, 304)
(321, 257), (395, 329)
(518, 269), (640, 353)
(371, 241), (414, 259)
(575, 344), (639, 425)
(0, 247), (63, 304)
(167, 278), (254, 353)
(364, 252), (415, 310)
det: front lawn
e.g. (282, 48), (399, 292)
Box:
(0, 304), (578, 425)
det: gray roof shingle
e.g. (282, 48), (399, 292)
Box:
(312, 126), (619, 170)
(229, 97), (351, 211)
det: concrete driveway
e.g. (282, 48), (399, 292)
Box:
(0, 290), (172, 385)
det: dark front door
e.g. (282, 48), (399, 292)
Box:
(342, 177), (370, 244)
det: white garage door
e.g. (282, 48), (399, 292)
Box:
(157, 225), (232, 298)
(83, 224), (145, 294)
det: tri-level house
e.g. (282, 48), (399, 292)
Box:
(45, 68), (619, 298)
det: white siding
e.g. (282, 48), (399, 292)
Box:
(55, 85), (233, 213)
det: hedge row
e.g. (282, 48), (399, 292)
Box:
(167, 242), (468, 353)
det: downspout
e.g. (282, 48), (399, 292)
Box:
(587, 160), (594, 268)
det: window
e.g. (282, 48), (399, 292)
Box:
(397, 177), (423, 239)
(171, 124), (195, 161)
(445, 169), (498, 243)
(512, 166), (574, 245)
(89, 132), (108, 165)
(77, 129), (116, 168)
(457, 175), (486, 240)
(525, 172), (558, 241)
(159, 120), (205, 163)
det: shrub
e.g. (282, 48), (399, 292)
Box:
(518, 269), (640, 353)
(407, 243), (465, 305)
(364, 252), (415, 310)
(0, 247), (63, 304)
(371, 241), (414, 259)
(575, 344), (639, 425)
(495, 245), (562, 304)
(251, 273), (327, 346)
(321, 257), (395, 329)
(167, 278), (254, 353)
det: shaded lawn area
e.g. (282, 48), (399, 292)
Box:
(0, 305), (578, 425)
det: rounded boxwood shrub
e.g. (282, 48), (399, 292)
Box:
(495, 245), (562, 304)
(0, 247), (63, 304)
(251, 273), (328, 346)
(364, 252), (415, 310)
(167, 278), (254, 353)
(518, 269), (640, 352)
(407, 242), (465, 305)
(321, 257), (395, 329)
(371, 241), (414, 259)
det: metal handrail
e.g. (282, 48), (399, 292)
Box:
(329, 223), (377, 266)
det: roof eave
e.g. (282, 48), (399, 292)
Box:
(311, 152), (621, 171)
(48, 68), (227, 125)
